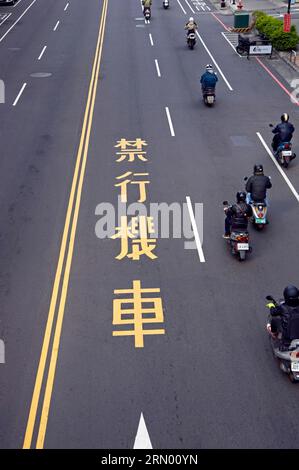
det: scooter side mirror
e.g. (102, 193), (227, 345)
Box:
(244, 176), (248, 181)
(269, 123), (273, 128)
(223, 201), (228, 206)
(266, 295), (275, 301)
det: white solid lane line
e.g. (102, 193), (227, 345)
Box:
(134, 413), (153, 449)
(0, 0), (37, 45)
(165, 107), (175, 136)
(53, 21), (60, 32)
(184, 0), (195, 13)
(176, 0), (187, 14)
(64, 2), (69, 11)
(149, 33), (154, 46)
(13, 83), (27, 107)
(256, 132), (299, 203)
(155, 59), (161, 77)
(195, 31), (233, 91)
(38, 45), (47, 61)
(186, 196), (206, 263)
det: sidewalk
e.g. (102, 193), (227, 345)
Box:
(211, 0), (292, 14)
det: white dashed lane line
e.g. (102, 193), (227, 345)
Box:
(13, 83), (27, 107)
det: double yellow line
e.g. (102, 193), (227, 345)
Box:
(23, 0), (109, 449)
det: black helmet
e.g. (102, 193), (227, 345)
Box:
(283, 285), (299, 305)
(254, 164), (264, 175)
(236, 191), (246, 203)
(281, 113), (289, 123)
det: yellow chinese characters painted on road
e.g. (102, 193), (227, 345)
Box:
(115, 171), (150, 203)
(115, 138), (148, 162)
(111, 139), (165, 347)
(113, 280), (165, 348)
(111, 216), (157, 260)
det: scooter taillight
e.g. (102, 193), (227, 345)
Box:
(236, 235), (248, 242)
(296, 352), (299, 358)
(284, 143), (290, 149)
(258, 213), (264, 218)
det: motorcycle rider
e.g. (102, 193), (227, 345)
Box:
(267, 286), (299, 346)
(185, 17), (198, 34)
(142, 0), (152, 12)
(200, 64), (218, 93)
(245, 164), (272, 204)
(271, 113), (295, 153)
(223, 191), (253, 239)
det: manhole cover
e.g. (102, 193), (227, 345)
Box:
(30, 72), (52, 78)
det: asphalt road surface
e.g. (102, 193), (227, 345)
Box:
(0, 0), (299, 450)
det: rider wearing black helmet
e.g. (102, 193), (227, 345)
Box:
(272, 113), (295, 152)
(269, 285), (299, 345)
(245, 164), (272, 204)
(223, 191), (253, 239)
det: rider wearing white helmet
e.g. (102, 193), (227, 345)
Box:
(185, 17), (198, 33)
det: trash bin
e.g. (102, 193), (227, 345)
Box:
(234, 12), (250, 29)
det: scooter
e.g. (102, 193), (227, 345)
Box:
(202, 87), (215, 106)
(144, 7), (151, 21)
(223, 201), (251, 261)
(236, 33), (256, 56)
(244, 177), (268, 230)
(269, 124), (296, 168)
(163, 0), (169, 8)
(266, 295), (299, 382)
(187, 31), (196, 49)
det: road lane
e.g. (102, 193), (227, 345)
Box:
(0, 0), (108, 449)
(38, 0), (299, 449)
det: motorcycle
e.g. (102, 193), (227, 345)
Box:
(266, 295), (299, 383)
(163, 0), (169, 8)
(202, 87), (215, 106)
(244, 177), (268, 230)
(269, 124), (296, 168)
(144, 7), (151, 21)
(236, 33), (256, 56)
(187, 31), (196, 49)
(223, 201), (251, 261)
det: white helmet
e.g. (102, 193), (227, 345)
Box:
(206, 64), (213, 73)
(189, 17), (194, 22)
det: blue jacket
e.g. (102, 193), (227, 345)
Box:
(200, 71), (218, 88)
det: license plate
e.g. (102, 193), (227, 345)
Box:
(237, 243), (249, 250)
(282, 150), (292, 156)
(291, 361), (299, 372)
(207, 96), (214, 103)
(256, 218), (266, 224)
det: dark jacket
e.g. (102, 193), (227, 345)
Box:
(245, 175), (272, 202)
(271, 302), (299, 343)
(226, 202), (252, 231)
(200, 72), (218, 88)
(272, 122), (295, 142)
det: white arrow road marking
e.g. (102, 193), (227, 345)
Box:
(256, 132), (299, 203)
(133, 413), (153, 449)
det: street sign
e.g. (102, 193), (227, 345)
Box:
(249, 44), (272, 55)
(284, 13), (291, 33)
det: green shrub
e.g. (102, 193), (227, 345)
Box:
(253, 11), (299, 50)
